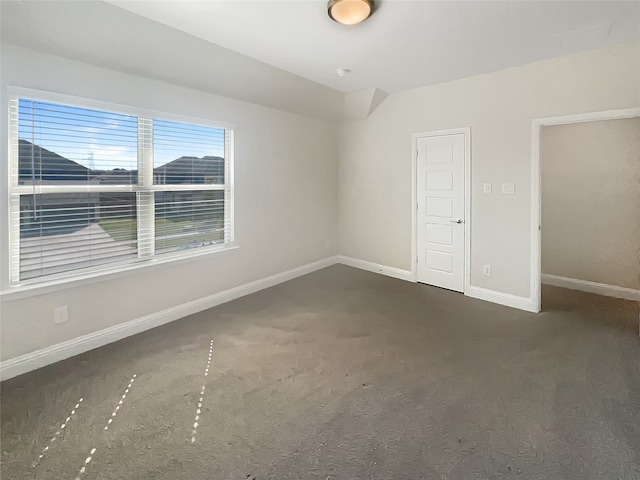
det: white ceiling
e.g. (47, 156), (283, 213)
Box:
(108, 0), (640, 93)
(2, 1), (639, 120)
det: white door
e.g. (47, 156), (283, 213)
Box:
(416, 133), (465, 292)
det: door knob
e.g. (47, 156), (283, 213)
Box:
(450, 219), (463, 224)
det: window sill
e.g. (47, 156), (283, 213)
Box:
(0, 244), (239, 301)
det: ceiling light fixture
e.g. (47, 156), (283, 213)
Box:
(328, 0), (374, 26)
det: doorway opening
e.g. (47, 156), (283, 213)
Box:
(532, 109), (640, 313)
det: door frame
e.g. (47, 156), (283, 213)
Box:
(531, 107), (640, 312)
(411, 127), (471, 292)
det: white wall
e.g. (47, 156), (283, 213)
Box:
(541, 118), (640, 290)
(0, 45), (339, 361)
(338, 43), (640, 304)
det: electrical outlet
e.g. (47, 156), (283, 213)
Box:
(483, 265), (491, 276)
(54, 305), (69, 324)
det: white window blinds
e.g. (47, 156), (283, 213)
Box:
(9, 96), (234, 285)
(152, 119), (232, 255)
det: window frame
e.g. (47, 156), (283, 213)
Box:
(5, 87), (236, 293)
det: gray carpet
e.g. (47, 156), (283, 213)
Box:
(2, 265), (639, 479)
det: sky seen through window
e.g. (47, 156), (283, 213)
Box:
(18, 99), (225, 171)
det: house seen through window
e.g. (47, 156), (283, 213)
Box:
(10, 97), (234, 284)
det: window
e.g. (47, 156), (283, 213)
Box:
(8, 95), (234, 285)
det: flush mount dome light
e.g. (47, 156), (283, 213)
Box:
(328, 0), (374, 25)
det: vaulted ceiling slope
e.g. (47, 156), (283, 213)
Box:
(2, 1), (639, 121)
(0, 0), (344, 120)
(107, 0), (640, 93)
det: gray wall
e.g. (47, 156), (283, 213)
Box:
(2, 41), (640, 363)
(541, 118), (640, 289)
(338, 43), (640, 303)
(0, 45), (339, 361)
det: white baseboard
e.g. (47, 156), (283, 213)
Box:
(0, 256), (339, 381)
(2, 255), (559, 380)
(541, 274), (640, 301)
(337, 255), (414, 282)
(466, 286), (538, 313)
(337, 255), (538, 313)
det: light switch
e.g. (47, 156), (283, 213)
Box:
(501, 183), (515, 194)
(483, 183), (492, 194)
